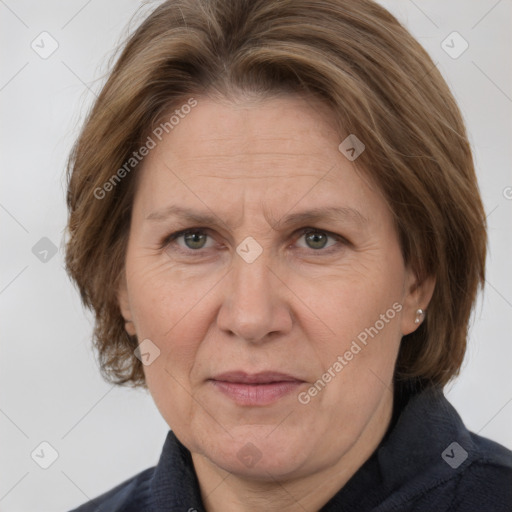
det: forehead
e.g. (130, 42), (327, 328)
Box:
(146, 94), (341, 175)
(132, 94), (387, 224)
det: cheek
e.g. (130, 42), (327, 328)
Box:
(126, 255), (217, 337)
(131, 260), (218, 429)
(306, 254), (404, 345)
(125, 259), (212, 389)
(301, 250), (405, 403)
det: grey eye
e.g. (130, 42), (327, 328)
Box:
(182, 231), (208, 249)
(304, 231), (329, 249)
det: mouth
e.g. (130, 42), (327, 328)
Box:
(208, 371), (305, 406)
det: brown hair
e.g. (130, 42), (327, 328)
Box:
(65, 0), (486, 388)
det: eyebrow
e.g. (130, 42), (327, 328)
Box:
(146, 205), (368, 229)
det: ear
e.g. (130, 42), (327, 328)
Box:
(400, 268), (436, 336)
(117, 275), (137, 336)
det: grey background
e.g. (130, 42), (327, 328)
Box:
(1, 1), (511, 510)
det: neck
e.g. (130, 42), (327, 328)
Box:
(191, 387), (394, 512)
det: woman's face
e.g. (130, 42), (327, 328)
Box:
(119, 94), (431, 480)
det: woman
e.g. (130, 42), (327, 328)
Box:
(65, 0), (512, 510)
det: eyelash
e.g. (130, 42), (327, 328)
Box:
(159, 227), (349, 256)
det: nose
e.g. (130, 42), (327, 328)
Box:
(216, 252), (293, 343)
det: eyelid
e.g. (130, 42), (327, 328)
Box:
(159, 226), (349, 254)
(159, 228), (215, 251)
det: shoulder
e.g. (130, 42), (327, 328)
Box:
(406, 448), (512, 512)
(376, 386), (512, 512)
(68, 466), (155, 512)
(403, 396), (512, 511)
(447, 432), (512, 511)
(397, 460), (512, 512)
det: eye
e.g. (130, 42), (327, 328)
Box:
(161, 229), (215, 252)
(294, 228), (344, 253)
(160, 227), (347, 255)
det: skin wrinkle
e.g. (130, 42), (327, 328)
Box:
(171, 163), (383, 235)
(143, 207), (370, 246)
(117, 95), (435, 512)
(180, 152), (325, 159)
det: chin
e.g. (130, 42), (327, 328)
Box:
(200, 427), (315, 480)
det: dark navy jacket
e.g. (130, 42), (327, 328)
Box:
(70, 385), (512, 511)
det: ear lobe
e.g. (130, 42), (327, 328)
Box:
(117, 277), (136, 336)
(400, 272), (436, 336)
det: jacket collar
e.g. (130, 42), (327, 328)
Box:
(321, 385), (476, 511)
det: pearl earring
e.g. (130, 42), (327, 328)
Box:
(414, 308), (424, 324)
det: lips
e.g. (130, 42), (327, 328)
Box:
(210, 371), (303, 384)
(208, 371), (305, 406)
